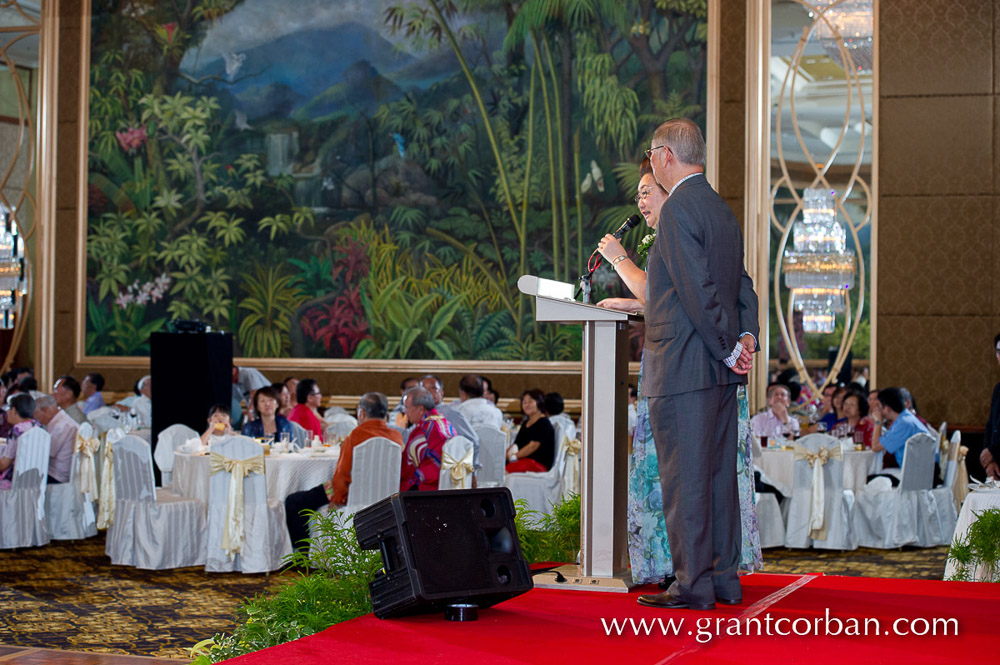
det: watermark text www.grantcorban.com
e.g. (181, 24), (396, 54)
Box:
(601, 609), (958, 644)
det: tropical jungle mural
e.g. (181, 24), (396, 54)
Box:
(85, 0), (708, 360)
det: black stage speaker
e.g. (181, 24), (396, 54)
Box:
(354, 488), (533, 619)
(150, 332), (232, 480)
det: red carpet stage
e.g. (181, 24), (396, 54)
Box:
(227, 573), (995, 664)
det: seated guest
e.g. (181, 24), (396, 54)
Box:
(0, 381), (11, 439)
(0, 394), (38, 489)
(131, 375), (152, 427)
(545, 392), (577, 442)
(392, 377), (419, 428)
(33, 394), (78, 485)
(830, 389), (874, 447)
(80, 373), (106, 414)
(17, 376), (38, 394)
(980, 333), (1000, 480)
(241, 386), (295, 440)
(53, 376), (87, 425)
(506, 389), (555, 473)
(481, 375), (499, 405)
(289, 379), (325, 439)
(871, 387), (932, 468)
(899, 387), (931, 429)
(627, 384), (638, 440)
(420, 375), (478, 446)
(201, 404), (234, 445)
(401, 387), (454, 491)
(273, 382), (294, 418)
(749, 383), (800, 442)
(817, 383), (840, 431)
(284, 392), (403, 552)
(455, 374), (503, 430)
(283, 376), (299, 402)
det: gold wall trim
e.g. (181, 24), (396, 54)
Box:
(705, 0), (719, 189)
(74, 0), (92, 367)
(744, 0), (770, 410)
(35, 1), (59, 388)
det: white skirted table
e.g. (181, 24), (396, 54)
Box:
(757, 447), (882, 494)
(173, 448), (339, 507)
(944, 487), (1000, 581)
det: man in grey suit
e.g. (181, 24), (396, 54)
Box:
(638, 118), (759, 611)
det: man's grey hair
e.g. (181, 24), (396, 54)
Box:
(403, 386), (436, 410)
(898, 387), (913, 409)
(138, 375), (151, 391)
(35, 394), (57, 409)
(357, 391), (389, 420)
(652, 117), (706, 167)
(420, 374), (443, 391)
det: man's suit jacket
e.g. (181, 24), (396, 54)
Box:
(643, 174), (759, 397)
(986, 381), (1000, 460)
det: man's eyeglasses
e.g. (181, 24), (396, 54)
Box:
(645, 145), (670, 159)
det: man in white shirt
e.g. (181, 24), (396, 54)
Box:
(131, 375), (153, 428)
(749, 383), (800, 442)
(34, 394), (78, 484)
(53, 375), (88, 425)
(455, 374), (503, 430)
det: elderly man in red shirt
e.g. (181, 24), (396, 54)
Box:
(400, 386), (455, 492)
(283, 392), (402, 553)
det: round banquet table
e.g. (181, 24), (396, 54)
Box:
(172, 448), (339, 507)
(757, 447), (882, 494)
(944, 487), (1000, 581)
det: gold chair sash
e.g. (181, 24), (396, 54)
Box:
(97, 428), (125, 529)
(954, 445), (969, 513)
(441, 446), (475, 487)
(564, 438), (582, 456)
(74, 431), (101, 499)
(210, 451), (266, 558)
(793, 444), (843, 541)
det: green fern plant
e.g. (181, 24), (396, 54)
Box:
(514, 494), (581, 564)
(188, 509), (382, 664)
(946, 507), (1000, 582)
(237, 264), (308, 357)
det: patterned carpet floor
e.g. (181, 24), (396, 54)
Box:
(0, 533), (950, 660)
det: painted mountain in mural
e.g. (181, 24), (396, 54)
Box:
(293, 60), (404, 120)
(183, 22), (415, 102)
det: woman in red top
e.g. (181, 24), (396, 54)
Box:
(289, 378), (325, 439)
(832, 389), (874, 448)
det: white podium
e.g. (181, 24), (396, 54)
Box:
(517, 275), (641, 591)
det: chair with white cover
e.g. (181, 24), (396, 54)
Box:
(0, 428), (52, 549)
(97, 427), (126, 529)
(324, 412), (357, 440)
(290, 420), (310, 448)
(153, 423), (199, 488)
(105, 435), (206, 569)
(755, 492), (786, 548)
(561, 437), (582, 500)
(45, 426), (98, 540)
(505, 422), (569, 519)
(783, 433), (856, 550)
(852, 432), (949, 548)
(439, 436), (475, 490)
(307, 437), (402, 547)
(90, 412), (121, 436)
(205, 436), (290, 573)
(474, 425), (506, 488)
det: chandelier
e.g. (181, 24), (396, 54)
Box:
(782, 188), (856, 334)
(811, 0), (873, 73)
(0, 205), (26, 330)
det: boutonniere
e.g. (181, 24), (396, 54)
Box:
(637, 232), (656, 260)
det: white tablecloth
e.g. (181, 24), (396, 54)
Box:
(173, 449), (339, 507)
(757, 448), (882, 494)
(944, 487), (1000, 581)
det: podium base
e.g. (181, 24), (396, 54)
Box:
(532, 565), (636, 593)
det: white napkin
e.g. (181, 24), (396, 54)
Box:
(179, 437), (205, 454)
(969, 477), (1000, 492)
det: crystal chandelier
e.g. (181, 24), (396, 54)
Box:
(811, 0), (873, 73)
(0, 205), (26, 330)
(782, 188), (855, 334)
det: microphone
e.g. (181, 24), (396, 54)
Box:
(611, 214), (642, 239)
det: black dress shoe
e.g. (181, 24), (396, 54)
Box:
(637, 591), (715, 611)
(716, 597), (743, 605)
(657, 575), (676, 590)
